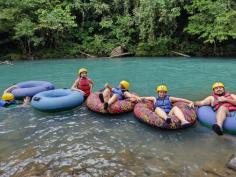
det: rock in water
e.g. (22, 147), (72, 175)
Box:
(227, 154), (236, 171)
(110, 46), (134, 58)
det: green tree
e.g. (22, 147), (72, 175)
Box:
(185, 0), (236, 52)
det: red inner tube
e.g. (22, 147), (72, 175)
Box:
(134, 100), (197, 129)
(86, 92), (137, 114)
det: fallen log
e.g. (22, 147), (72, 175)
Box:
(171, 51), (191, 57)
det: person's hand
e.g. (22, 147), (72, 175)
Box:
(188, 101), (194, 108)
(22, 96), (30, 106)
(24, 96), (30, 103)
(136, 97), (142, 102)
(218, 96), (227, 102)
(79, 90), (85, 95)
(139, 97), (146, 101)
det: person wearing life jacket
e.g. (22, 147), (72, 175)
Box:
(140, 85), (194, 126)
(71, 68), (94, 99)
(194, 82), (236, 135)
(0, 86), (30, 109)
(0, 93), (16, 108)
(98, 80), (140, 110)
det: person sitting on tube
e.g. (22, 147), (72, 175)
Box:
(194, 82), (236, 136)
(71, 68), (94, 99)
(140, 85), (194, 126)
(0, 85), (30, 108)
(98, 80), (140, 110)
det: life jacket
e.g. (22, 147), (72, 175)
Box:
(0, 100), (16, 108)
(112, 87), (127, 100)
(212, 92), (236, 111)
(154, 95), (172, 113)
(77, 77), (91, 96)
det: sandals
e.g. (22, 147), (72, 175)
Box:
(212, 124), (223, 136)
(165, 117), (172, 124)
(99, 93), (104, 103)
(104, 102), (109, 110)
(98, 93), (109, 110)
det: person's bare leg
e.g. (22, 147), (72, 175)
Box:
(103, 88), (111, 103)
(169, 106), (190, 125)
(102, 94), (119, 110)
(216, 106), (228, 127)
(155, 107), (171, 124)
(212, 106), (228, 135)
(108, 94), (119, 106)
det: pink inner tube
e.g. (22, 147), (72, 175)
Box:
(86, 92), (137, 114)
(134, 101), (197, 129)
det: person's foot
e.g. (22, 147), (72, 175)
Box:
(212, 124), (223, 136)
(104, 102), (108, 110)
(181, 120), (191, 126)
(99, 93), (104, 103)
(165, 117), (172, 124)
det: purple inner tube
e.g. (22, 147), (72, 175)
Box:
(197, 106), (236, 134)
(11, 81), (55, 99)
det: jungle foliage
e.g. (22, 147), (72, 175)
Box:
(0, 0), (235, 59)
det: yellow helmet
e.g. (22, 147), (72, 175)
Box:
(78, 68), (87, 75)
(120, 80), (130, 90)
(212, 82), (224, 90)
(156, 85), (168, 92)
(2, 93), (14, 101)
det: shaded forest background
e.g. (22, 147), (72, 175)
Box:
(0, 0), (235, 60)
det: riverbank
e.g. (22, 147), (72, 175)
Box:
(1, 41), (236, 61)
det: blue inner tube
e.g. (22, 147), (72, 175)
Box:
(11, 81), (54, 99)
(31, 89), (84, 112)
(197, 106), (236, 135)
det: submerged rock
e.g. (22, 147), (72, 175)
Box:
(117, 149), (136, 164)
(227, 154), (236, 171)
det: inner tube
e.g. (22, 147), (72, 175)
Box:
(31, 89), (84, 112)
(197, 106), (236, 135)
(11, 81), (54, 99)
(134, 101), (197, 129)
(86, 92), (137, 114)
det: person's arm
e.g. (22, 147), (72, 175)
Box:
(194, 96), (212, 106)
(4, 85), (18, 93)
(170, 96), (194, 107)
(89, 79), (94, 92)
(170, 97), (193, 104)
(71, 78), (79, 90)
(71, 78), (85, 94)
(22, 96), (31, 107)
(138, 96), (156, 103)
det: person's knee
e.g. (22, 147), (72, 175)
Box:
(155, 107), (166, 114)
(103, 88), (111, 96)
(217, 106), (228, 113)
(172, 106), (180, 112)
(155, 107), (162, 112)
(104, 88), (111, 93)
(129, 97), (136, 102)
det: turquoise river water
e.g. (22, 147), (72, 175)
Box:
(0, 57), (236, 176)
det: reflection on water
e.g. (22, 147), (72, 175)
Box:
(0, 105), (236, 176)
(1, 58), (236, 176)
